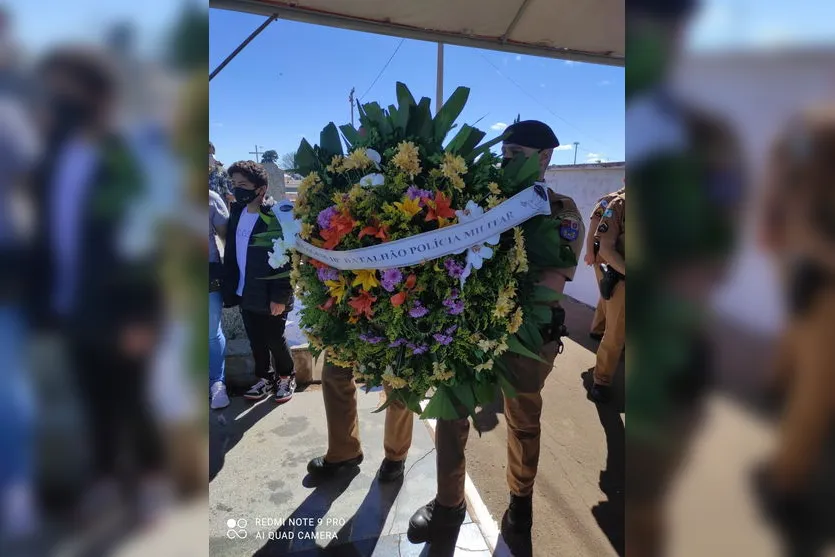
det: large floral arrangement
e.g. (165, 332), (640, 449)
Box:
(261, 84), (575, 421)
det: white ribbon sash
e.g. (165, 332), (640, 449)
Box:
(274, 184), (551, 271)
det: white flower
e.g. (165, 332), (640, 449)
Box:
(359, 173), (385, 187)
(268, 237), (292, 269)
(366, 148), (382, 169)
(474, 360), (494, 372)
(459, 242), (495, 286)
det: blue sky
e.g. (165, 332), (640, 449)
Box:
(209, 9), (624, 166)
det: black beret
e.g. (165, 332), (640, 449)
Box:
(503, 120), (559, 150)
(628, 0), (698, 19)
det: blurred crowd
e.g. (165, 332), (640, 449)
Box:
(0, 4), (208, 556)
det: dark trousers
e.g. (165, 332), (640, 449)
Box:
(241, 309), (295, 380)
(70, 338), (164, 484)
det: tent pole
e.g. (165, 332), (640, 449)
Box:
(436, 42), (444, 112)
(210, 14), (278, 81)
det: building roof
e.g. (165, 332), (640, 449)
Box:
(547, 161), (625, 170)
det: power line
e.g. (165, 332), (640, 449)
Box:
(359, 39), (405, 101)
(479, 54), (616, 152)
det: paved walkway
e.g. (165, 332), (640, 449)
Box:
(209, 386), (491, 556)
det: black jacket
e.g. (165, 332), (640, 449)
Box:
(223, 201), (294, 314)
(28, 132), (162, 341)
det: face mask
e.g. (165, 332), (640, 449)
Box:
(234, 187), (259, 205)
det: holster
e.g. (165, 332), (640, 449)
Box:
(540, 305), (568, 354)
(598, 264), (624, 300)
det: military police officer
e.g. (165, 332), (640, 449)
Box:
(407, 120), (584, 545)
(586, 185), (625, 340)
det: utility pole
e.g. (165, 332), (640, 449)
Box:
(436, 43), (444, 113)
(349, 87), (356, 127)
(573, 142), (579, 165)
(249, 145), (265, 162)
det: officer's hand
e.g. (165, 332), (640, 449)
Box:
(270, 302), (286, 316)
(584, 252), (595, 266)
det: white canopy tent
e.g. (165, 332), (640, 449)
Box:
(210, 0), (623, 119)
(210, 0), (624, 67)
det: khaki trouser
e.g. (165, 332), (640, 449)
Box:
(593, 279), (625, 386)
(435, 340), (560, 506)
(321, 361), (414, 463)
(771, 287), (835, 491)
(590, 264), (607, 336)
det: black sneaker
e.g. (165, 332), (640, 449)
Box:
(377, 458), (405, 483)
(306, 454), (364, 477)
(407, 499), (467, 544)
(589, 383), (611, 404)
(243, 378), (273, 400)
(504, 494), (533, 532)
(274, 375), (296, 403)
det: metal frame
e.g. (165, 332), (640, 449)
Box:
(209, 0), (624, 67)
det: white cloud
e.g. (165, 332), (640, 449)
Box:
(598, 80), (611, 86)
(211, 121), (224, 127)
(555, 144), (573, 151)
(564, 60), (575, 66)
(515, 55), (522, 61)
(586, 152), (609, 163)
(491, 122), (508, 131)
(539, 83), (546, 88)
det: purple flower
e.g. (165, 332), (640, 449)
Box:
(433, 333), (454, 345)
(359, 333), (384, 344)
(407, 343), (429, 355)
(442, 295), (464, 315)
(409, 301), (429, 318)
(381, 268), (403, 292)
(317, 267), (339, 282)
(406, 186), (433, 202)
(317, 206), (339, 229)
(445, 325), (458, 335)
(389, 338), (407, 348)
(444, 259), (464, 279)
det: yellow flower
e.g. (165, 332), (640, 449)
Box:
(325, 275), (349, 302)
(348, 184), (365, 203)
(450, 175), (466, 191)
(300, 222), (314, 240)
(513, 227), (529, 273)
(508, 307), (524, 334)
(342, 148), (372, 171)
(392, 141), (422, 177)
(382, 367), (408, 389)
(304, 333), (323, 351)
(493, 336), (509, 356)
(431, 362), (455, 382)
(486, 195), (504, 209)
(326, 155), (345, 173)
(352, 269), (380, 291)
(493, 298), (513, 319)
(332, 191), (346, 206)
(500, 284), (517, 301)
(330, 355), (356, 368)
(488, 182), (501, 195)
(441, 152), (467, 178)
(393, 196), (423, 218)
(348, 315), (359, 324)
(477, 339), (495, 352)
(474, 360), (494, 373)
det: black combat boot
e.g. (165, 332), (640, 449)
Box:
(406, 498), (467, 544)
(306, 454), (363, 477)
(505, 493), (533, 532)
(376, 458), (405, 483)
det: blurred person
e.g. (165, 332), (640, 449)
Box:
(625, 0), (747, 555)
(0, 74), (40, 542)
(27, 45), (167, 523)
(408, 121), (584, 550)
(754, 105), (835, 552)
(585, 185), (625, 340)
(222, 160), (296, 403)
(589, 189), (626, 404)
(208, 188), (229, 409)
(209, 141), (232, 202)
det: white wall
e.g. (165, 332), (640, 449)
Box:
(543, 164), (625, 308)
(672, 49), (835, 333)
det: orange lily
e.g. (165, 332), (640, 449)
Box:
(425, 191), (456, 225)
(390, 291), (407, 307)
(404, 274), (417, 290)
(348, 290), (377, 320)
(359, 220), (390, 241)
(318, 297), (336, 311)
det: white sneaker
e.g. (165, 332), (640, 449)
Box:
(274, 375), (296, 403)
(210, 381), (230, 409)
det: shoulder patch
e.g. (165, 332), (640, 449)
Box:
(597, 222), (609, 235)
(559, 217), (580, 241)
(602, 208), (614, 218)
(600, 199), (609, 209)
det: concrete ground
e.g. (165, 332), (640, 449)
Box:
(209, 385), (489, 557)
